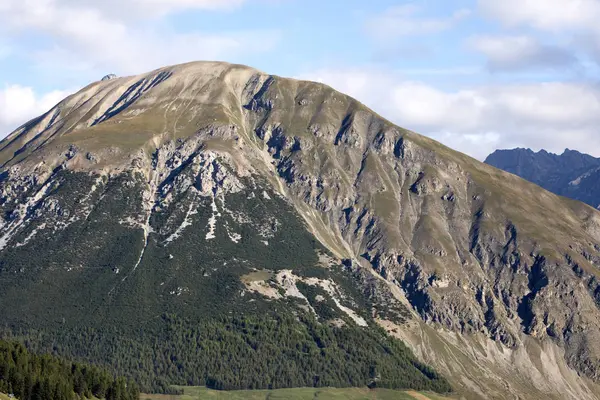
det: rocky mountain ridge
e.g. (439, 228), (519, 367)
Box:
(1, 62), (600, 399)
(485, 147), (600, 208)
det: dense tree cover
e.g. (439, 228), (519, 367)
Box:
(0, 339), (139, 400)
(9, 312), (451, 395)
(0, 172), (325, 331)
(0, 171), (451, 396)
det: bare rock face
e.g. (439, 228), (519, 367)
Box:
(2, 61), (600, 399)
(101, 73), (118, 81)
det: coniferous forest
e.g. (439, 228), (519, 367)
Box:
(7, 312), (452, 395)
(0, 172), (452, 397)
(0, 340), (139, 400)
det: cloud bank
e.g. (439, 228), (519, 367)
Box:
(302, 68), (600, 160)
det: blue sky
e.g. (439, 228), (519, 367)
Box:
(1, 0), (600, 159)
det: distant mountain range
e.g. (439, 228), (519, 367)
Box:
(485, 148), (600, 208)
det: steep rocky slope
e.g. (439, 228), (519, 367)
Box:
(486, 148), (600, 208)
(1, 62), (600, 399)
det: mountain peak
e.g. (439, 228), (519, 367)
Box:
(0, 61), (268, 171)
(486, 147), (600, 207)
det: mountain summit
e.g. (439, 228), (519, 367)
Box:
(2, 62), (600, 399)
(485, 148), (600, 208)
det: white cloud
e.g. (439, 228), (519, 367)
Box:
(478, 0), (600, 68)
(478, 0), (600, 33)
(101, 0), (246, 15)
(301, 68), (600, 160)
(31, 28), (279, 76)
(0, 0), (278, 76)
(0, 0), (248, 20)
(51, 0), (250, 20)
(469, 35), (577, 71)
(0, 85), (71, 137)
(365, 4), (471, 39)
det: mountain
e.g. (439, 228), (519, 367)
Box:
(485, 148), (600, 208)
(1, 62), (600, 399)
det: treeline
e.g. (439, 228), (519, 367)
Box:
(0, 339), (139, 400)
(13, 313), (451, 394)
